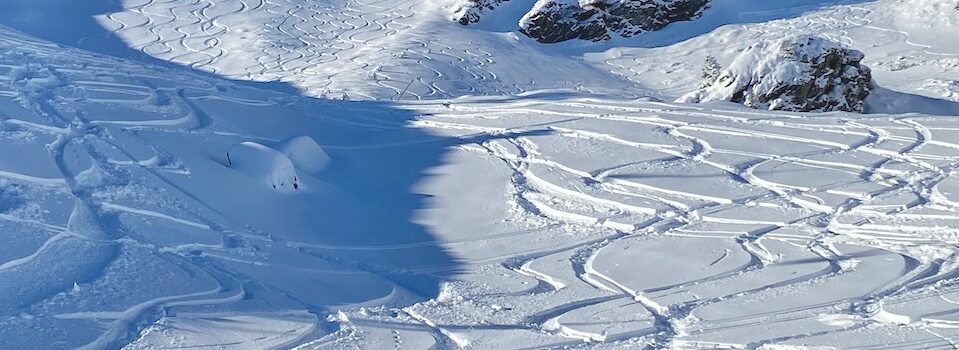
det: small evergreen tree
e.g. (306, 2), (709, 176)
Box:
(700, 55), (721, 89)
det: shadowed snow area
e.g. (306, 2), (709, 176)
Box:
(1, 0), (959, 349)
(0, 2), (463, 348)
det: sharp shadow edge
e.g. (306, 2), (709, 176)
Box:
(0, 0), (465, 343)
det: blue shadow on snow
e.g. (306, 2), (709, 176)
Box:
(0, 0), (469, 331)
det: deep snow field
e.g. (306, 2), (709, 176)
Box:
(1, 0), (959, 349)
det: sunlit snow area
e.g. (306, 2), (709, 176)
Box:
(1, 0), (959, 348)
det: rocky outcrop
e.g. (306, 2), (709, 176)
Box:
(517, 0), (709, 43)
(452, 0), (510, 25)
(678, 35), (873, 113)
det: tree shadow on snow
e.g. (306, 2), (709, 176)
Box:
(0, 0), (465, 320)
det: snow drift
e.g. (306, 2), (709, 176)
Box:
(678, 35), (873, 112)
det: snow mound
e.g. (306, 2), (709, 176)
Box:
(227, 142), (301, 191)
(678, 35), (873, 112)
(518, 0), (709, 43)
(276, 136), (331, 176)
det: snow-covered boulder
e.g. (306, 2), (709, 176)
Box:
(679, 35), (873, 113)
(276, 136), (330, 176)
(452, 0), (509, 25)
(518, 0), (709, 43)
(228, 142), (301, 191)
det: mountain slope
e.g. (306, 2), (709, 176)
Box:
(91, 0), (959, 113)
(0, 0), (958, 349)
(0, 25), (457, 348)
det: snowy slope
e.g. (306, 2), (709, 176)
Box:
(0, 25), (458, 348)
(94, 0), (959, 110)
(97, 0), (642, 99)
(0, 0), (958, 349)
(595, 0), (959, 110)
(384, 95), (959, 348)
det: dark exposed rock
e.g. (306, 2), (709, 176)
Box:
(517, 0), (709, 43)
(679, 35), (873, 113)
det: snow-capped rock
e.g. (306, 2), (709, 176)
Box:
(678, 35), (873, 113)
(452, 0), (509, 25)
(518, 0), (709, 43)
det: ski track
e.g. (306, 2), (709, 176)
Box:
(0, 27), (335, 349)
(103, 0), (539, 100)
(390, 96), (959, 348)
(2, 0), (959, 348)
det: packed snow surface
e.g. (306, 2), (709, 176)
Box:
(0, 0), (958, 349)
